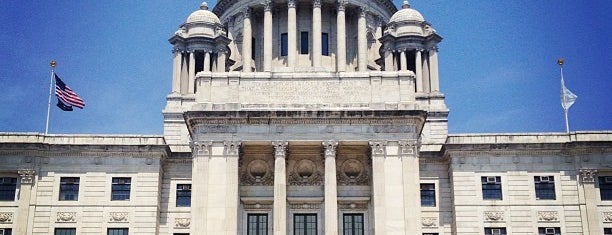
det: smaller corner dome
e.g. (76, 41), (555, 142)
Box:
(186, 2), (221, 25)
(389, 1), (425, 23)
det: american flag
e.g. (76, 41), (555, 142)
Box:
(54, 74), (85, 111)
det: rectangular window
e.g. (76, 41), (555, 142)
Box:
(343, 213), (364, 235)
(59, 177), (80, 201)
(420, 183), (436, 207)
(294, 214), (317, 235)
(247, 214), (268, 235)
(0, 177), (17, 201)
(534, 176), (556, 200)
(300, 32), (309, 54)
(423, 234), (439, 235)
(481, 176), (502, 200)
(538, 227), (561, 235)
(111, 177), (131, 201)
(281, 33), (288, 56)
(54, 228), (76, 235)
(485, 227), (507, 235)
(322, 33), (329, 56)
(173, 234), (189, 235)
(176, 184), (191, 207)
(107, 228), (129, 235)
(605, 228), (612, 235)
(600, 176), (612, 200)
(251, 37), (256, 59)
(0, 228), (12, 235)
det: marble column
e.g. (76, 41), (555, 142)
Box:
(204, 51), (211, 72)
(272, 141), (288, 235)
(312, 0), (322, 67)
(217, 49), (227, 72)
(242, 8), (252, 72)
(429, 47), (440, 92)
(357, 7), (367, 71)
(263, 0), (273, 72)
(15, 169), (35, 235)
(422, 52), (430, 92)
(287, 0), (297, 68)
(188, 51), (196, 93)
(415, 49), (423, 92)
(323, 141), (339, 235)
(172, 49), (181, 93)
(180, 52), (189, 94)
(190, 141), (212, 234)
(399, 50), (407, 71)
(336, 1), (346, 72)
(384, 48), (394, 71)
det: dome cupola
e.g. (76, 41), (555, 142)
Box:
(386, 1), (425, 37)
(186, 2), (221, 25)
(178, 2), (222, 38)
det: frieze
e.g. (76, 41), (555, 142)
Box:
(537, 211), (559, 222)
(484, 211), (504, 222)
(56, 212), (76, 223)
(109, 212), (128, 223)
(0, 212), (13, 224)
(175, 218), (191, 229)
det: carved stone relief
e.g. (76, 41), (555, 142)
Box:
(0, 212), (13, 224)
(338, 202), (368, 210)
(109, 212), (128, 223)
(175, 218), (191, 229)
(289, 203), (321, 210)
(288, 150), (323, 186)
(421, 217), (438, 228)
(603, 212), (612, 223)
(337, 154), (370, 186)
(56, 212), (76, 223)
(484, 211), (504, 222)
(580, 169), (597, 183)
(537, 211), (559, 222)
(18, 169), (36, 184)
(240, 154), (274, 186)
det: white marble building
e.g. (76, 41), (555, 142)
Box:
(1, 1), (611, 235)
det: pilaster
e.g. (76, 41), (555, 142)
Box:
(323, 141), (339, 235)
(399, 140), (421, 235)
(369, 141), (387, 235)
(272, 141), (288, 235)
(15, 169), (35, 235)
(190, 141), (212, 234)
(579, 168), (598, 235)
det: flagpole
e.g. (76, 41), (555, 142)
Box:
(45, 60), (56, 135)
(558, 58), (570, 134)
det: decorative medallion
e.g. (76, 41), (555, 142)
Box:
(337, 158), (369, 186)
(289, 159), (322, 186)
(240, 150), (275, 186)
(56, 212), (76, 223)
(175, 218), (191, 229)
(484, 211), (504, 222)
(109, 212), (128, 223)
(603, 212), (612, 223)
(537, 211), (559, 222)
(0, 212), (13, 224)
(421, 217), (438, 228)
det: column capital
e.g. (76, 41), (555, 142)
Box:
(18, 169), (36, 184)
(272, 141), (288, 158)
(398, 139), (419, 156)
(312, 0), (321, 8)
(322, 141), (338, 157)
(369, 141), (387, 156)
(190, 141), (212, 156)
(359, 6), (368, 17)
(428, 46), (439, 52)
(263, 0), (273, 11)
(224, 141), (242, 156)
(336, 0), (347, 11)
(243, 7), (252, 18)
(288, 0), (297, 8)
(580, 168), (598, 183)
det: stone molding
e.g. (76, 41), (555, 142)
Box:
(175, 218), (191, 229)
(243, 203), (273, 210)
(603, 212), (612, 223)
(338, 202), (368, 210)
(580, 169), (597, 183)
(484, 211), (504, 222)
(537, 211), (559, 222)
(224, 141), (241, 156)
(18, 169), (36, 184)
(369, 141), (386, 156)
(398, 140), (419, 156)
(56, 212), (76, 223)
(421, 217), (438, 228)
(322, 141), (338, 157)
(109, 212), (128, 223)
(289, 203), (321, 210)
(0, 212), (13, 224)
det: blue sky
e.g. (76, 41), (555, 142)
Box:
(0, 0), (610, 135)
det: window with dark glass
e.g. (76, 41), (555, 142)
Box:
(300, 32), (309, 54)
(481, 176), (502, 200)
(0, 228), (12, 235)
(176, 184), (191, 207)
(605, 228), (612, 235)
(294, 214), (317, 235)
(0, 177), (17, 201)
(111, 177), (131, 201)
(251, 37), (256, 59)
(54, 228), (76, 235)
(59, 177), (79, 201)
(107, 228), (128, 235)
(538, 227), (561, 235)
(422, 233), (439, 235)
(420, 183), (436, 207)
(247, 213), (268, 235)
(281, 33), (288, 56)
(173, 233), (189, 235)
(484, 227), (507, 235)
(343, 213), (364, 235)
(600, 176), (612, 200)
(322, 33), (329, 56)
(534, 176), (555, 200)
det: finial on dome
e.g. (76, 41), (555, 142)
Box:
(402, 1), (410, 9)
(200, 2), (209, 10)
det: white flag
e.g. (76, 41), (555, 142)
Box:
(561, 78), (577, 111)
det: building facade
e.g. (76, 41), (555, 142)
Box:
(1, 1), (611, 235)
